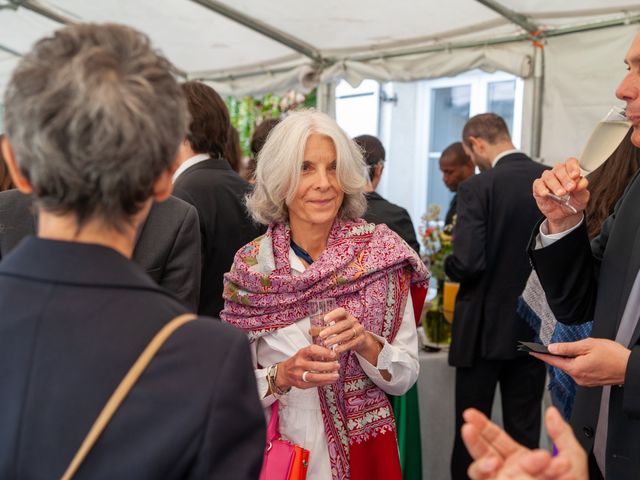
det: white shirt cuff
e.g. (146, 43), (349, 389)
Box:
(535, 217), (584, 249)
(355, 333), (395, 379)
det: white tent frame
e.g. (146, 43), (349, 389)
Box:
(4, 0), (640, 158)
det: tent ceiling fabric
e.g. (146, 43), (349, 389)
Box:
(0, 0), (638, 96)
(320, 44), (534, 86)
(213, 0), (500, 53)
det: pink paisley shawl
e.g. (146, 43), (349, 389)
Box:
(221, 219), (429, 480)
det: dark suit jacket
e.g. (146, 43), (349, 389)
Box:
(0, 190), (201, 310)
(363, 191), (420, 253)
(0, 237), (265, 479)
(445, 153), (548, 367)
(444, 194), (458, 227)
(173, 158), (264, 317)
(529, 171), (640, 478)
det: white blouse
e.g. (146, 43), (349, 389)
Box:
(251, 249), (420, 480)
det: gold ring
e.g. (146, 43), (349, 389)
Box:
(302, 370), (310, 382)
(352, 327), (357, 340)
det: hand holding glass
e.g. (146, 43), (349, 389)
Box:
(309, 298), (337, 348)
(546, 106), (631, 213)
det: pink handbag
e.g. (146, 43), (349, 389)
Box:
(259, 401), (309, 480)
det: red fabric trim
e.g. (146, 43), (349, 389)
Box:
(410, 285), (427, 326)
(350, 431), (402, 480)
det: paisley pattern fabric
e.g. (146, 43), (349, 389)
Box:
(221, 219), (428, 480)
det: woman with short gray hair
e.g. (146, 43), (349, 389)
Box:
(0, 23), (264, 479)
(222, 110), (429, 480)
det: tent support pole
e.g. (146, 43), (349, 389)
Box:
(198, 13), (640, 82)
(316, 82), (336, 119)
(9, 0), (73, 24)
(348, 14), (640, 63)
(188, 0), (324, 65)
(474, 0), (538, 34)
(0, 43), (22, 57)
(531, 46), (545, 159)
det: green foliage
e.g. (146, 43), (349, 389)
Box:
(420, 204), (454, 346)
(226, 89), (317, 158)
(424, 306), (452, 345)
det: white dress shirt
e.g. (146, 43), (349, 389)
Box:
(172, 153), (210, 183)
(251, 249), (420, 480)
(492, 148), (520, 168)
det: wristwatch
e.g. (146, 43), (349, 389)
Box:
(267, 363), (291, 397)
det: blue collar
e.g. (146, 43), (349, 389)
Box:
(290, 240), (314, 265)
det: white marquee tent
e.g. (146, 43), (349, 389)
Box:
(0, 0), (639, 164)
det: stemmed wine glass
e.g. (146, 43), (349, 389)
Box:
(545, 106), (631, 214)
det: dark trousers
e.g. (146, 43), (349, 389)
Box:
(451, 356), (546, 479)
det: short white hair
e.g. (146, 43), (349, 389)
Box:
(246, 110), (367, 225)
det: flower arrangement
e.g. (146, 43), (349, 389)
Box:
(420, 204), (454, 346)
(420, 204), (453, 282)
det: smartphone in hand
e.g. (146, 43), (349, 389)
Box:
(517, 341), (574, 357)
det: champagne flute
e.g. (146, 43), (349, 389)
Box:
(545, 106), (631, 213)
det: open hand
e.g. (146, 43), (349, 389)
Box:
(462, 407), (586, 480)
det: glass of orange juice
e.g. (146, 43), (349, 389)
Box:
(442, 279), (459, 323)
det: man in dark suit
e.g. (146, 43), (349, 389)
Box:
(445, 113), (548, 479)
(0, 189), (202, 311)
(527, 32), (640, 480)
(354, 134), (420, 253)
(0, 22), (264, 479)
(438, 142), (475, 229)
(173, 81), (263, 317)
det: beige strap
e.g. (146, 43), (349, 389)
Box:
(60, 313), (198, 480)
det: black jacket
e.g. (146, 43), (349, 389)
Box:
(445, 152), (548, 367)
(173, 158), (264, 317)
(444, 194), (458, 228)
(529, 170), (640, 479)
(0, 237), (265, 479)
(0, 190), (202, 310)
(363, 191), (420, 253)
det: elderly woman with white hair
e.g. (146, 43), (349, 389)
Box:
(221, 110), (429, 480)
